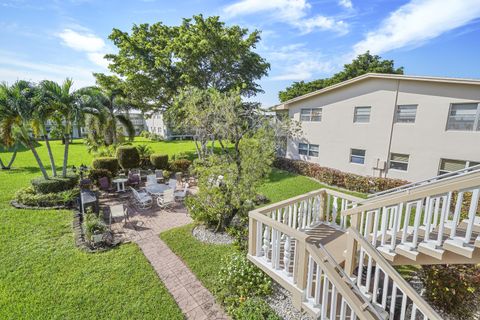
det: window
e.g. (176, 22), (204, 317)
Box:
(350, 149), (366, 164)
(439, 158), (480, 175)
(395, 105), (417, 123)
(300, 108), (322, 122)
(389, 153), (409, 171)
(446, 103), (480, 131)
(353, 107), (371, 123)
(298, 143), (319, 157)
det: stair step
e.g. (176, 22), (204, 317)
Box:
(395, 244), (419, 261)
(443, 238), (475, 258)
(475, 236), (480, 248)
(418, 241), (444, 260)
(376, 246), (396, 262)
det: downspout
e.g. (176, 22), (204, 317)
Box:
(384, 79), (401, 178)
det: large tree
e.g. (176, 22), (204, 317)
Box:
(105, 15), (270, 111)
(278, 51), (404, 102)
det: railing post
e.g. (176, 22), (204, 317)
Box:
(292, 240), (308, 309)
(319, 190), (327, 222)
(248, 215), (257, 256)
(344, 214), (360, 276)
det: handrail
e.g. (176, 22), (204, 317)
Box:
(314, 243), (386, 320)
(348, 228), (442, 320)
(342, 170), (480, 216)
(370, 164), (480, 198)
(249, 209), (309, 241)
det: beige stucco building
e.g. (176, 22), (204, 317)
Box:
(275, 73), (480, 182)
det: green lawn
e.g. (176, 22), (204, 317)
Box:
(0, 138), (191, 319)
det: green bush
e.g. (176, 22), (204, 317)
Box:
(163, 170), (172, 180)
(88, 169), (113, 186)
(91, 157), (119, 175)
(232, 298), (280, 320)
(218, 253), (272, 311)
(419, 265), (480, 320)
(15, 186), (79, 207)
(170, 159), (191, 173)
(139, 130), (151, 138)
(31, 175), (79, 194)
(274, 157), (408, 193)
(150, 154), (169, 169)
(116, 146), (140, 170)
(84, 212), (107, 239)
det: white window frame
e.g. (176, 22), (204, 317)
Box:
(389, 153), (409, 171)
(395, 105), (417, 123)
(438, 158), (480, 175)
(446, 103), (480, 131)
(353, 106), (371, 123)
(350, 148), (366, 164)
(300, 108), (322, 122)
(298, 143), (319, 157)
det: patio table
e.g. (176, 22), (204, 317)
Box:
(112, 177), (128, 192)
(145, 184), (172, 197)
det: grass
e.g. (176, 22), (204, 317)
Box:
(0, 138), (194, 319)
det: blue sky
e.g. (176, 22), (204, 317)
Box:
(1, 0), (480, 107)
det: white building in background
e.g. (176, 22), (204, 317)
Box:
(122, 111), (146, 135)
(145, 112), (170, 138)
(274, 73), (480, 182)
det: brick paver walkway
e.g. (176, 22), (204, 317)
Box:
(104, 193), (229, 320)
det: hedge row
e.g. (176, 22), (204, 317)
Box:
(273, 157), (409, 194)
(31, 175), (79, 194)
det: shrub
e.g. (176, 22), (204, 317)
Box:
(136, 144), (153, 167)
(150, 154), (169, 169)
(232, 298), (280, 320)
(170, 159), (191, 173)
(84, 212), (107, 239)
(116, 146), (140, 170)
(218, 253), (272, 311)
(91, 157), (119, 175)
(139, 130), (151, 138)
(273, 157), (408, 193)
(15, 186), (79, 207)
(31, 175), (79, 194)
(162, 170), (171, 180)
(88, 169), (113, 186)
(419, 264), (480, 320)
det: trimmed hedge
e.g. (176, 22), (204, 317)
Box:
(15, 186), (79, 207)
(31, 175), (79, 194)
(170, 159), (191, 173)
(91, 157), (119, 175)
(273, 157), (408, 194)
(88, 169), (113, 186)
(116, 146), (140, 170)
(150, 154), (169, 169)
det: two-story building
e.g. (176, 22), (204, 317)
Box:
(274, 73), (480, 182)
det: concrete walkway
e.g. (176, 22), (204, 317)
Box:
(106, 197), (229, 320)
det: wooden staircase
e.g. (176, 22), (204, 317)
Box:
(247, 165), (480, 320)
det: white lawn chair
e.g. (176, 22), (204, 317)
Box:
(146, 174), (157, 186)
(174, 183), (189, 202)
(155, 170), (164, 183)
(109, 204), (129, 226)
(130, 187), (153, 210)
(168, 178), (177, 191)
(157, 189), (175, 210)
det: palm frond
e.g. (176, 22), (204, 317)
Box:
(115, 114), (135, 140)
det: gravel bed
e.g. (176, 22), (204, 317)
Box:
(266, 282), (313, 320)
(192, 225), (234, 245)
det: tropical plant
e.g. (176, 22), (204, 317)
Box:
(0, 141), (19, 170)
(0, 81), (50, 178)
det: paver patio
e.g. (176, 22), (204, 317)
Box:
(102, 192), (229, 320)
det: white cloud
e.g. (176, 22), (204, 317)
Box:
(223, 0), (348, 34)
(353, 0), (480, 56)
(57, 28), (109, 68)
(338, 0), (352, 9)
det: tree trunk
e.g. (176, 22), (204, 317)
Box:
(62, 133), (70, 177)
(0, 157), (5, 169)
(28, 140), (49, 179)
(44, 135), (57, 177)
(3, 143), (18, 169)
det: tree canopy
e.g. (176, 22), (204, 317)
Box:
(106, 14), (270, 111)
(278, 51), (404, 102)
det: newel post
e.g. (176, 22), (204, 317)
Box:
(319, 190), (328, 222)
(248, 212), (257, 256)
(292, 239), (308, 309)
(344, 214), (360, 276)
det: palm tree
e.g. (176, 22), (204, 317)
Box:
(0, 81), (49, 179)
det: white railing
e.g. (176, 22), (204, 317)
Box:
(344, 171), (480, 258)
(350, 228), (441, 320)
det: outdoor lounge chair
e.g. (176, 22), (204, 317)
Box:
(109, 204), (129, 226)
(174, 183), (189, 202)
(157, 188), (175, 210)
(130, 187), (153, 210)
(146, 174), (157, 186)
(98, 177), (114, 193)
(155, 170), (164, 183)
(168, 178), (177, 191)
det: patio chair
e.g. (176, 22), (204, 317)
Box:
(109, 204), (129, 225)
(146, 174), (157, 186)
(155, 170), (164, 183)
(129, 187), (153, 210)
(128, 172), (140, 188)
(98, 177), (114, 193)
(168, 178), (177, 191)
(157, 188), (175, 210)
(174, 183), (189, 202)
